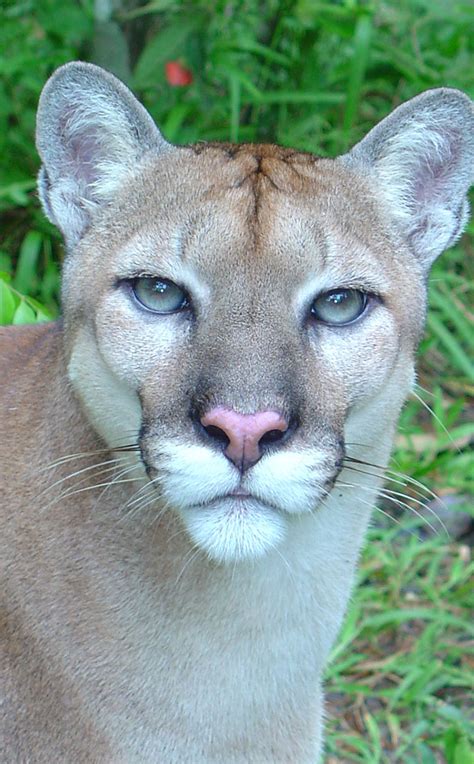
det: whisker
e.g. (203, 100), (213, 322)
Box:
(39, 476), (143, 514)
(413, 382), (435, 398)
(121, 477), (170, 521)
(125, 474), (164, 510)
(342, 461), (440, 504)
(91, 462), (146, 512)
(411, 388), (459, 451)
(337, 486), (421, 538)
(35, 457), (127, 500)
(378, 487), (448, 536)
(175, 544), (203, 586)
(124, 491), (163, 520)
(377, 490), (441, 537)
(339, 470), (447, 537)
(342, 464), (445, 525)
(372, 504), (415, 534)
(272, 544), (298, 587)
(345, 442), (380, 452)
(343, 455), (387, 471)
(36, 443), (140, 473)
(384, 467), (442, 504)
(341, 463), (453, 542)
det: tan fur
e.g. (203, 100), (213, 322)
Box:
(1, 63), (473, 762)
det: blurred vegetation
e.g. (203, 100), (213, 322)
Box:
(0, 0), (472, 760)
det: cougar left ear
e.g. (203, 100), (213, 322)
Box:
(340, 88), (474, 268)
(36, 61), (171, 249)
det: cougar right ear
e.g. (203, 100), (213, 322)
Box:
(340, 88), (474, 268)
(36, 61), (171, 249)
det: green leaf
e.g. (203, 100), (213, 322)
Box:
(13, 230), (43, 294)
(429, 283), (473, 351)
(342, 12), (373, 147)
(216, 39), (292, 66)
(160, 102), (193, 142)
(119, 0), (177, 20)
(24, 295), (54, 318)
(0, 179), (36, 206)
(453, 735), (474, 764)
(0, 278), (18, 324)
(427, 312), (474, 379)
(12, 299), (37, 325)
(229, 73), (241, 142)
(35, 309), (53, 323)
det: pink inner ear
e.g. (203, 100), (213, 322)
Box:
(61, 107), (103, 189)
(412, 127), (462, 207)
(70, 134), (102, 185)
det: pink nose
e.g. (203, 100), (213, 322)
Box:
(200, 406), (289, 471)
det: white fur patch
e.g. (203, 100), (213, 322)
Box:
(180, 498), (287, 564)
(68, 327), (142, 453)
(248, 450), (327, 513)
(158, 444), (238, 509)
(154, 442), (334, 562)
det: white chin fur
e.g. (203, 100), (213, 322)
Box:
(179, 498), (287, 565)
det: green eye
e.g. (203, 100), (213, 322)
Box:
(311, 289), (367, 325)
(132, 277), (189, 314)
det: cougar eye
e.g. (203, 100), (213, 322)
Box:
(310, 289), (367, 325)
(131, 277), (189, 314)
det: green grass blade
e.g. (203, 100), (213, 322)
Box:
(229, 74), (241, 142)
(342, 12), (373, 148)
(427, 312), (474, 379)
(13, 230), (43, 294)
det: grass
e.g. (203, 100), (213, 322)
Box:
(325, 524), (473, 763)
(0, 0), (473, 760)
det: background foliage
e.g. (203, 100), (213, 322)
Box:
(0, 1), (472, 761)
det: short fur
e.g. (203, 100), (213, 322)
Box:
(1, 63), (473, 762)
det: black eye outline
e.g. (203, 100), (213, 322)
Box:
(125, 276), (191, 315)
(310, 288), (370, 326)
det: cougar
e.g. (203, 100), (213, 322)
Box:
(1, 62), (473, 762)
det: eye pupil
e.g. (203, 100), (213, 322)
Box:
(310, 289), (367, 325)
(131, 277), (189, 314)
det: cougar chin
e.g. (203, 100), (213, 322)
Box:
(179, 497), (287, 564)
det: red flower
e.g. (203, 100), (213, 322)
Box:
(165, 61), (193, 87)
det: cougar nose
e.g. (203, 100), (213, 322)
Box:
(200, 406), (289, 471)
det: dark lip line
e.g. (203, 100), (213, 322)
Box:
(191, 493), (283, 514)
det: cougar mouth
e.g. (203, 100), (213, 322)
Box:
(229, 488), (252, 498)
(137, 430), (345, 562)
(196, 491), (285, 515)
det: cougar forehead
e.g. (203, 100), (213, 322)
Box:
(66, 142), (424, 329)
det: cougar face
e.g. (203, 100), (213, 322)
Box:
(63, 144), (424, 563)
(35, 63), (472, 566)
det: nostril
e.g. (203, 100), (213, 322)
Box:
(198, 406), (295, 470)
(202, 424), (230, 448)
(259, 428), (286, 446)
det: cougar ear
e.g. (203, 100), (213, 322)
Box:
(36, 61), (171, 248)
(340, 89), (474, 267)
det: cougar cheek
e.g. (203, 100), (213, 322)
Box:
(95, 291), (192, 387)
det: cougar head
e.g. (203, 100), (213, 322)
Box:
(36, 63), (474, 563)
